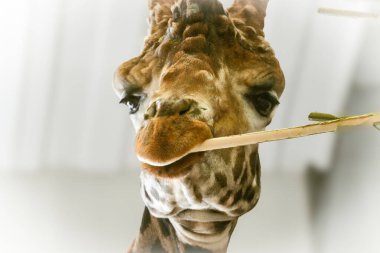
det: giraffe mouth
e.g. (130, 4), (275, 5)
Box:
(135, 115), (212, 177)
(139, 152), (205, 178)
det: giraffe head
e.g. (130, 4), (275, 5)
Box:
(114, 0), (284, 219)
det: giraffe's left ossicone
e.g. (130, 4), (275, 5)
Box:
(135, 115), (212, 177)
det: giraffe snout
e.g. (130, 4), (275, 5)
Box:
(135, 96), (213, 177)
(144, 98), (201, 120)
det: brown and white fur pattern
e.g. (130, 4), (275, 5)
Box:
(113, 0), (285, 252)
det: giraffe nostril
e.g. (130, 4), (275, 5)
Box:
(179, 108), (190, 115)
(176, 99), (194, 116)
(150, 98), (196, 117)
(144, 102), (157, 120)
(178, 103), (192, 115)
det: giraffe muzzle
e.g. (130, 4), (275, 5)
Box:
(135, 115), (212, 177)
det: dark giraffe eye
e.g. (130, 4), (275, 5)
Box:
(246, 92), (279, 117)
(120, 94), (144, 114)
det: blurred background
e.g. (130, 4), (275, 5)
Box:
(0, 0), (379, 252)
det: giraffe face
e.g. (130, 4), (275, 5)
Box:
(114, 0), (284, 218)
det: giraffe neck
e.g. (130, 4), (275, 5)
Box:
(169, 216), (237, 252)
(134, 146), (261, 252)
(130, 208), (238, 253)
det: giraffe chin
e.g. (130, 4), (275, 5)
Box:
(135, 116), (213, 178)
(140, 152), (204, 178)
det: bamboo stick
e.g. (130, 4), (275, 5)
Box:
(318, 8), (379, 18)
(189, 113), (380, 153)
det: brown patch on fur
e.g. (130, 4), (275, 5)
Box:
(140, 208), (152, 234)
(183, 22), (209, 38)
(136, 115), (212, 165)
(219, 190), (232, 204)
(181, 34), (207, 53)
(231, 189), (243, 206)
(243, 185), (256, 202)
(192, 185), (203, 202)
(215, 172), (227, 188)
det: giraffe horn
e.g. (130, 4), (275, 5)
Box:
(147, 0), (174, 35)
(228, 0), (269, 33)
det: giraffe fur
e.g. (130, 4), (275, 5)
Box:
(114, 0), (285, 252)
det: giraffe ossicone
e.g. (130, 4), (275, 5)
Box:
(114, 0), (285, 251)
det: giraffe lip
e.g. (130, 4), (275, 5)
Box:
(140, 152), (205, 178)
(137, 151), (192, 166)
(135, 116), (213, 169)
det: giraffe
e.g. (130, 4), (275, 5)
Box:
(113, 0), (285, 252)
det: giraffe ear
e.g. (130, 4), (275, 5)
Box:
(148, 0), (174, 35)
(228, 0), (269, 34)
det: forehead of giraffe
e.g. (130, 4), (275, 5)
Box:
(115, 0), (284, 98)
(153, 0), (282, 88)
(156, 0), (271, 57)
(172, 0), (226, 22)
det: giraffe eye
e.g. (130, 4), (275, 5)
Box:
(120, 94), (145, 114)
(246, 92), (279, 117)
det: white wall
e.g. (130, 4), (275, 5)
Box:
(313, 17), (380, 253)
(0, 171), (143, 253)
(0, 171), (313, 253)
(314, 86), (380, 253)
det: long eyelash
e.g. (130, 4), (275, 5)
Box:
(119, 96), (128, 104)
(262, 93), (280, 105)
(244, 92), (279, 105)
